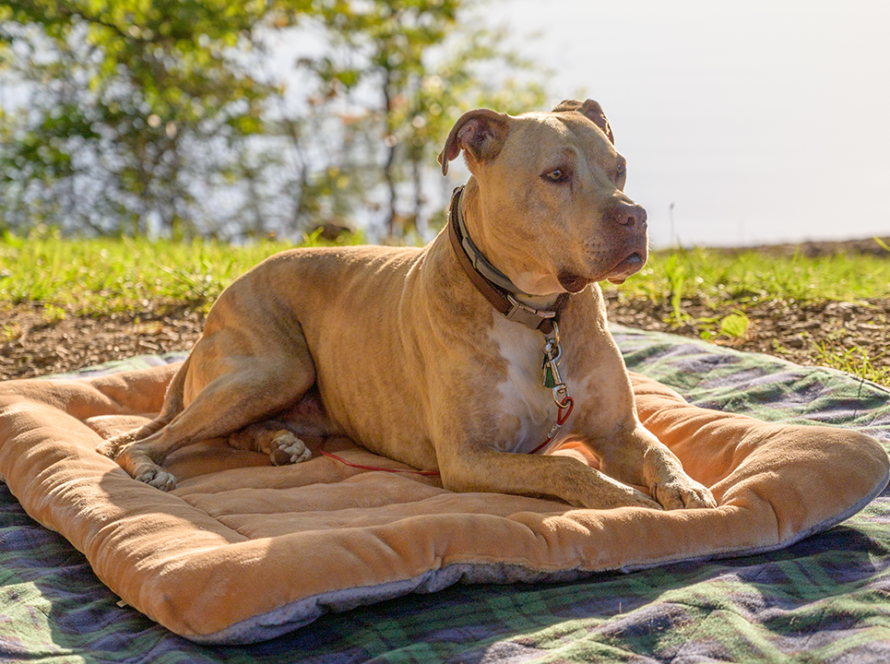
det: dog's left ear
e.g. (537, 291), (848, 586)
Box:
(438, 108), (511, 176)
(553, 99), (614, 144)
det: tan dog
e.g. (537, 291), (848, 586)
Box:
(99, 99), (715, 511)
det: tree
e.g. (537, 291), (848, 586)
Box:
(294, 0), (547, 238)
(0, 0), (548, 240)
(0, 0), (304, 237)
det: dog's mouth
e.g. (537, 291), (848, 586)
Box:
(604, 251), (645, 285)
(558, 245), (648, 292)
(558, 250), (646, 292)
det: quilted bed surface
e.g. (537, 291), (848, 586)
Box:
(0, 326), (887, 644)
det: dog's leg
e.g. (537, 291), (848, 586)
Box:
(111, 337), (317, 490)
(96, 355), (192, 460)
(437, 448), (663, 510)
(588, 423), (717, 510)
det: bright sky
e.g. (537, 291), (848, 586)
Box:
(488, 0), (890, 247)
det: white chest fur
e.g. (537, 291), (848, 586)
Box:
(489, 316), (585, 454)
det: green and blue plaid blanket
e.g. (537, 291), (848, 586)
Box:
(2, 325), (889, 663)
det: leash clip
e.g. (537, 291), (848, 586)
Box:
(529, 321), (576, 455)
(542, 321), (571, 408)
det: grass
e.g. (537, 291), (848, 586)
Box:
(2, 231), (889, 383)
(3, 233), (889, 316)
(813, 342), (890, 387)
(0, 228), (362, 316)
(605, 246), (890, 308)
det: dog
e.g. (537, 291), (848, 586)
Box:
(98, 99), (716, 511)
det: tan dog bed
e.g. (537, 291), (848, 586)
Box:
(0, 360), (886, 644)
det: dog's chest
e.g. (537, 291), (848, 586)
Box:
(489, 318), (587, 453)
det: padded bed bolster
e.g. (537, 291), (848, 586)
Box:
(0, 363), (887, 643)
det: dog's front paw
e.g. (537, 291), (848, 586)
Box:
(579, 472), (664, 510)
(269, 431), (312, 466)
(135, 467), (178, 492)
(652, 478), (716, 510)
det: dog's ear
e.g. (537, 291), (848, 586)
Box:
(552, 98), (614, 144)
(438, 109), (511, 176)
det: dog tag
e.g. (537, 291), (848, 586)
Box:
(542, 343), (562, 389)
(543, 361), (557, 389)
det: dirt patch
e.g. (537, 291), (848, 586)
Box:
(3, 297), (887, 386)
(0, 303), (206, 380)
(606, 295), (889, 378)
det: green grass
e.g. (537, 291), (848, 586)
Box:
(604, 246), (890, 308)
(3, 235), (888, 316)
(2, 233), (889, 385)
(1, 232), (888, 316)
(604, 246), (890, 385)
(0, 229), (363, 316)
(813, 342), (890, 386)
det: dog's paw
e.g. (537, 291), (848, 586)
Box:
(269, 431), (312, 466)
(580, 473), (664, 510)
(95, 439), (116, 458)
(134, 467), (178, 492)
(115, 448), (177, 491)
(653, 478), (716, 510)
(612, 487), (664, 511)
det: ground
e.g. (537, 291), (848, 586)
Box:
(1, 239), (887, 385)
(606, 295), (889, 379)
(0, 304), (205, 380)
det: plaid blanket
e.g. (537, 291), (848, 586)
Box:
(2, 325), (889, 663)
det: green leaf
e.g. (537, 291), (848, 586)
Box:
(720, 312), (750, 339)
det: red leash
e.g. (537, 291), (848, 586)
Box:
(527, 395), (575, 455)
(318, 395), (575, 477)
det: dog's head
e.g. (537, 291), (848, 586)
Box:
(438, 99), (648, 296)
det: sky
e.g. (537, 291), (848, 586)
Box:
(2, 1), (887, 247)
(486, 0), (890, 247)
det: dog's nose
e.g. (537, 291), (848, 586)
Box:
(610, 201), (648, 228)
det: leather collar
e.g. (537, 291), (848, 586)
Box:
(447, 186), (568, 334)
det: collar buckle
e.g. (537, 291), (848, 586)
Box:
(505, 294), (557, 329)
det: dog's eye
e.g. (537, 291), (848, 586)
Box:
(544, 168), (569, 183)
(616, 163), (627, 178)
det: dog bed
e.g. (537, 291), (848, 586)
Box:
(1, 325), (888, 660)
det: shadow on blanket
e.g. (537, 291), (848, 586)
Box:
(0, 360), (887, 644)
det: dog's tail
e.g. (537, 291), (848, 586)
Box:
(96, 355), (192, 459)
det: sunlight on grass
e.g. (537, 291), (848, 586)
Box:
(0, 231), (362, 315)
(606, 247), (890, 307)
(4, 237), (888, 317)
(813, 342), (890, 387)
(1, 233), (888, 384)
